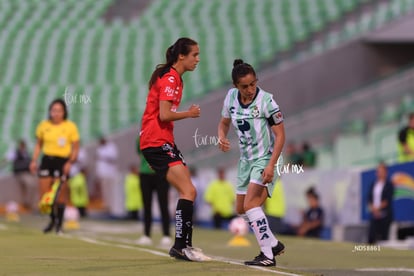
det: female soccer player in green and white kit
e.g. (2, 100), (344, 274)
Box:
(218, 59), (285, 267)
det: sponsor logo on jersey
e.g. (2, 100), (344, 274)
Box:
(164, 86), (175, 97)
(168, 76), (175, 83)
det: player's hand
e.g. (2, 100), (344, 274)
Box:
(188, 104), (201, 118)
(63, 161), (72, 176)
(29, 160), (37, 175)
(372, 208), (382, 219)
(262, 165), (274, 184)
(297, 223), (309, 236)
(218, 137), (230, 152)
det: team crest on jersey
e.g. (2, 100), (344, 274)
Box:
(251, 105), (260, 118)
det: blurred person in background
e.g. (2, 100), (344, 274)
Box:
(285, 141), (302, 166)
(68, 168), (89, 218)
(264, 178), (286, 233)
(69, 142), (87, 178)
(297, 187), (324, 237)
(95, 136), (119, 211)
(135, 138), (171, 248)
(30, 99), (80, 234)
(6, 139), (37, 211)
(124, 164), (143, 221)
(301, 142), (317, 168)
(204, 167), (235, 229)
(367, 162), (394, 244)
(281, 187), (324, 238)
(398, 112), (414, 163)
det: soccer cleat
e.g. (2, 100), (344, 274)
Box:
(183, 247), (212, 261)
(43, 221), (55, 234)
(248, 241), (285, 265)
(244, 252), (276, 267)
(55, 223), (64, 235)
(169, 247), (192, 261)
(272, 241), (285, 256)
(169, 246), (211, 262)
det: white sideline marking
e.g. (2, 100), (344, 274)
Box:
(67, 234), (301, 276)
(0, 224), (7, 230)
(71, 235), (169, 257)
(212, 256), (301, 276)
(356, 268), (414, 273)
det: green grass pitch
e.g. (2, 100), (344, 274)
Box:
(1, 216), (414, 275)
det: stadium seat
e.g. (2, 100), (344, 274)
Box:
(316, 146), (334, 169)
(379, 103), (400, 124)
(399, 94), (414, 115)
(335, 134), (373, 167)
(3, 0), (414, 159)
(342, 119), (367, 135)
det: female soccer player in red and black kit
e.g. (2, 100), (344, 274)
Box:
(139, 37), (208, 261)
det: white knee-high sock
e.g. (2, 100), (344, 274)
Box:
(246, 207), (278, 259)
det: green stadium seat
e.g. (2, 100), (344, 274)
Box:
(3, 0), (414, 159)
(399, 94), (414, 114)
(334, 135), (365, 167)
(380, 103), (399, 124)
(317, 149), (334, 169)
(342, 119), (367, 135)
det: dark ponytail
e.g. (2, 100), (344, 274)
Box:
(148, 37), (198, 89)
(231, 59), (256, 85)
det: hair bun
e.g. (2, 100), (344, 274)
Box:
(168, 45), (175, 54)
(233, 59), (244, 67)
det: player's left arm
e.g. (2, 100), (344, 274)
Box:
(63, 123), (80, 176)
(63, 140), (79, 177)
(262, 122), (285, 184)
(69, 141), (80, 163)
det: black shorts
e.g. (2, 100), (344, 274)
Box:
(38, 155), (68, 179)
(141, 143), (186, 177)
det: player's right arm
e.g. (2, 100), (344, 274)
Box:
(30, 138), (42, 174)
(218, 117), (231, 152)
(218, 90), (232, 152)
(159, 101), (200, 122)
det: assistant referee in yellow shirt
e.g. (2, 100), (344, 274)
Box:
(30, 98), (80, 234)
(204, 168), (236, 229)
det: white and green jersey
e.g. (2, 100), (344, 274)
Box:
(222, 87), (283, 160)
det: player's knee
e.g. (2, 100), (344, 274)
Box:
(180, 184), (196, 201)
(188, 185), (197, 200)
